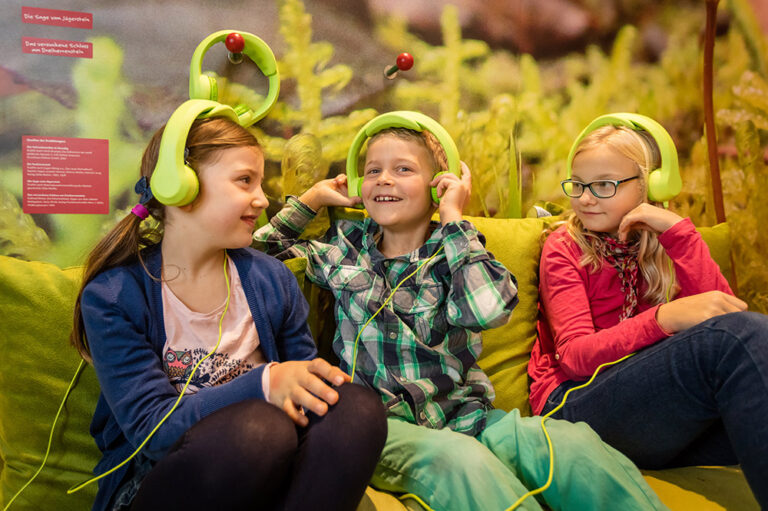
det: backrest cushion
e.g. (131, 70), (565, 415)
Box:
(0, 257), (99, 509)
(468, 216), (547, 415)
(0, 255), (307, 509)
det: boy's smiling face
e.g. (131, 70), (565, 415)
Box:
(361, 134), (436, 233)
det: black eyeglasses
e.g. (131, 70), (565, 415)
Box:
(561, 176), (640, 199)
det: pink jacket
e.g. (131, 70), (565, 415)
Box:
(528, 218), (733, 415)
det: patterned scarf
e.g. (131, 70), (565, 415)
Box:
(593, 234), (640, 321)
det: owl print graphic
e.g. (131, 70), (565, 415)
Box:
(163, 349), (194, 380)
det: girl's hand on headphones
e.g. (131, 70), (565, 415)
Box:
(300, 174), (362, 212)
(656, 290), (748, 333)
(268, 358), (351, 426)
(434, 161), (472, 224)
(617, 203), (684, 242)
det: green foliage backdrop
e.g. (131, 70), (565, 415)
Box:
(1, 0), (766, 312)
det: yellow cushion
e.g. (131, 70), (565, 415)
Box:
(697, 223), (733, 287)
(0, 257), (100, 509)
(0, 255), (308, 509)
(643, 466), (759, 510)
(466, 216), (547, 415)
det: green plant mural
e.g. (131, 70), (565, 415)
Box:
(0, 0), (766, 312)
(256, 0), (378, 177)
(0, 188), (49, 260)
(1, 37), (145, 266)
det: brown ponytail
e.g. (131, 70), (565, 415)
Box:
(70, 126), (166, 361)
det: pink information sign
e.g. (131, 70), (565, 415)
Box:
(23, 136), (109, 214)
(22, 7), (93, 29)
(22, 37), (93, 59)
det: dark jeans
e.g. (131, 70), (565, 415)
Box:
(129, 383), (387, 511)
(541, 311), (768, 509)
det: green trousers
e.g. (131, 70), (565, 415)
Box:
(371, 409), (667, 511)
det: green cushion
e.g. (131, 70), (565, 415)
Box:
(282, 256), (308, 290)
(0, 255), (308, 509)
(643, 466), (759, 510)
(468, 216), (547, 416)
(697, 222), (733, 287)
(0, 257), (99, 510)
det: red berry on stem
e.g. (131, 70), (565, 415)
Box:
(225, 32), (245, 54)
(396, 52), (414, 71)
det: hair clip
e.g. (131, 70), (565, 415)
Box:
(134, 176), (154, 205)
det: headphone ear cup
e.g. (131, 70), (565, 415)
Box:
(357, 179), (363, 198)
(174, 164), (200, 206)
(646, 168), (663, 202)
(196, 75), (218, 101)
(151, 161), (200, 207)
(151, 99), (240, 207)
(151, 156), (200, 207)
(210, 77), (218, 101)
(233, 103), (254, 126)
(431, 171), (449, 204)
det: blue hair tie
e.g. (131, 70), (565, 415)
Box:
(134, 176), (154, 205)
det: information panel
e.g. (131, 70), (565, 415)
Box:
(22, 136), (109, 214)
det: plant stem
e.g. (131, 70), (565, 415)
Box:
(703, 0), (726, 224)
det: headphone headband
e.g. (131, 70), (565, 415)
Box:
(566, 113), (681, 203)
(150, 100), (240, 206)
(150, 30), (280, 207)
(189, 30), (280, 127)
(346, 111), (460, 199)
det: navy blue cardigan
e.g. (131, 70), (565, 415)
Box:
(80, 245), (316, 511)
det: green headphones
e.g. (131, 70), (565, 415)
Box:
(150, 30), (279, 207)
(150, 100), (242, 206)
(346, 111), (460, 204)
(566, 113), (682, 203)
(189, 30), (280, 127)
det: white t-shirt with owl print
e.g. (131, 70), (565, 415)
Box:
(161, 257), (269, 395)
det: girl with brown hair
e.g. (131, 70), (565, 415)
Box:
(71, 114), (386, 511)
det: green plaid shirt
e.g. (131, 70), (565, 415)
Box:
(253, 197), (518, 435)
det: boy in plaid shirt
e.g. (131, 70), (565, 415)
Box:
(254, 126), (664, 510)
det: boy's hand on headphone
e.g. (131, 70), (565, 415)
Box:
(656, 291), (748, 333)
(434, 161), (472, 224)
(617, 203), (684, 242)
(268, 358), (351, 426)
(300, 174), (361, 212)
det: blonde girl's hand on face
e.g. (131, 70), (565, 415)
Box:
(617, 203), (684, 242)
(656, 290), (748, 334)
(434, 161), (472, 225)
(268, 358), (352, 426)
(299, 174), (362, 212)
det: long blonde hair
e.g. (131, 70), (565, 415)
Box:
(565, 124), (678, 305)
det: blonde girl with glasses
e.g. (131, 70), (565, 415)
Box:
(529, 122), (768, 508)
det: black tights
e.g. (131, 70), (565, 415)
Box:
(130, 383), (387, 511)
